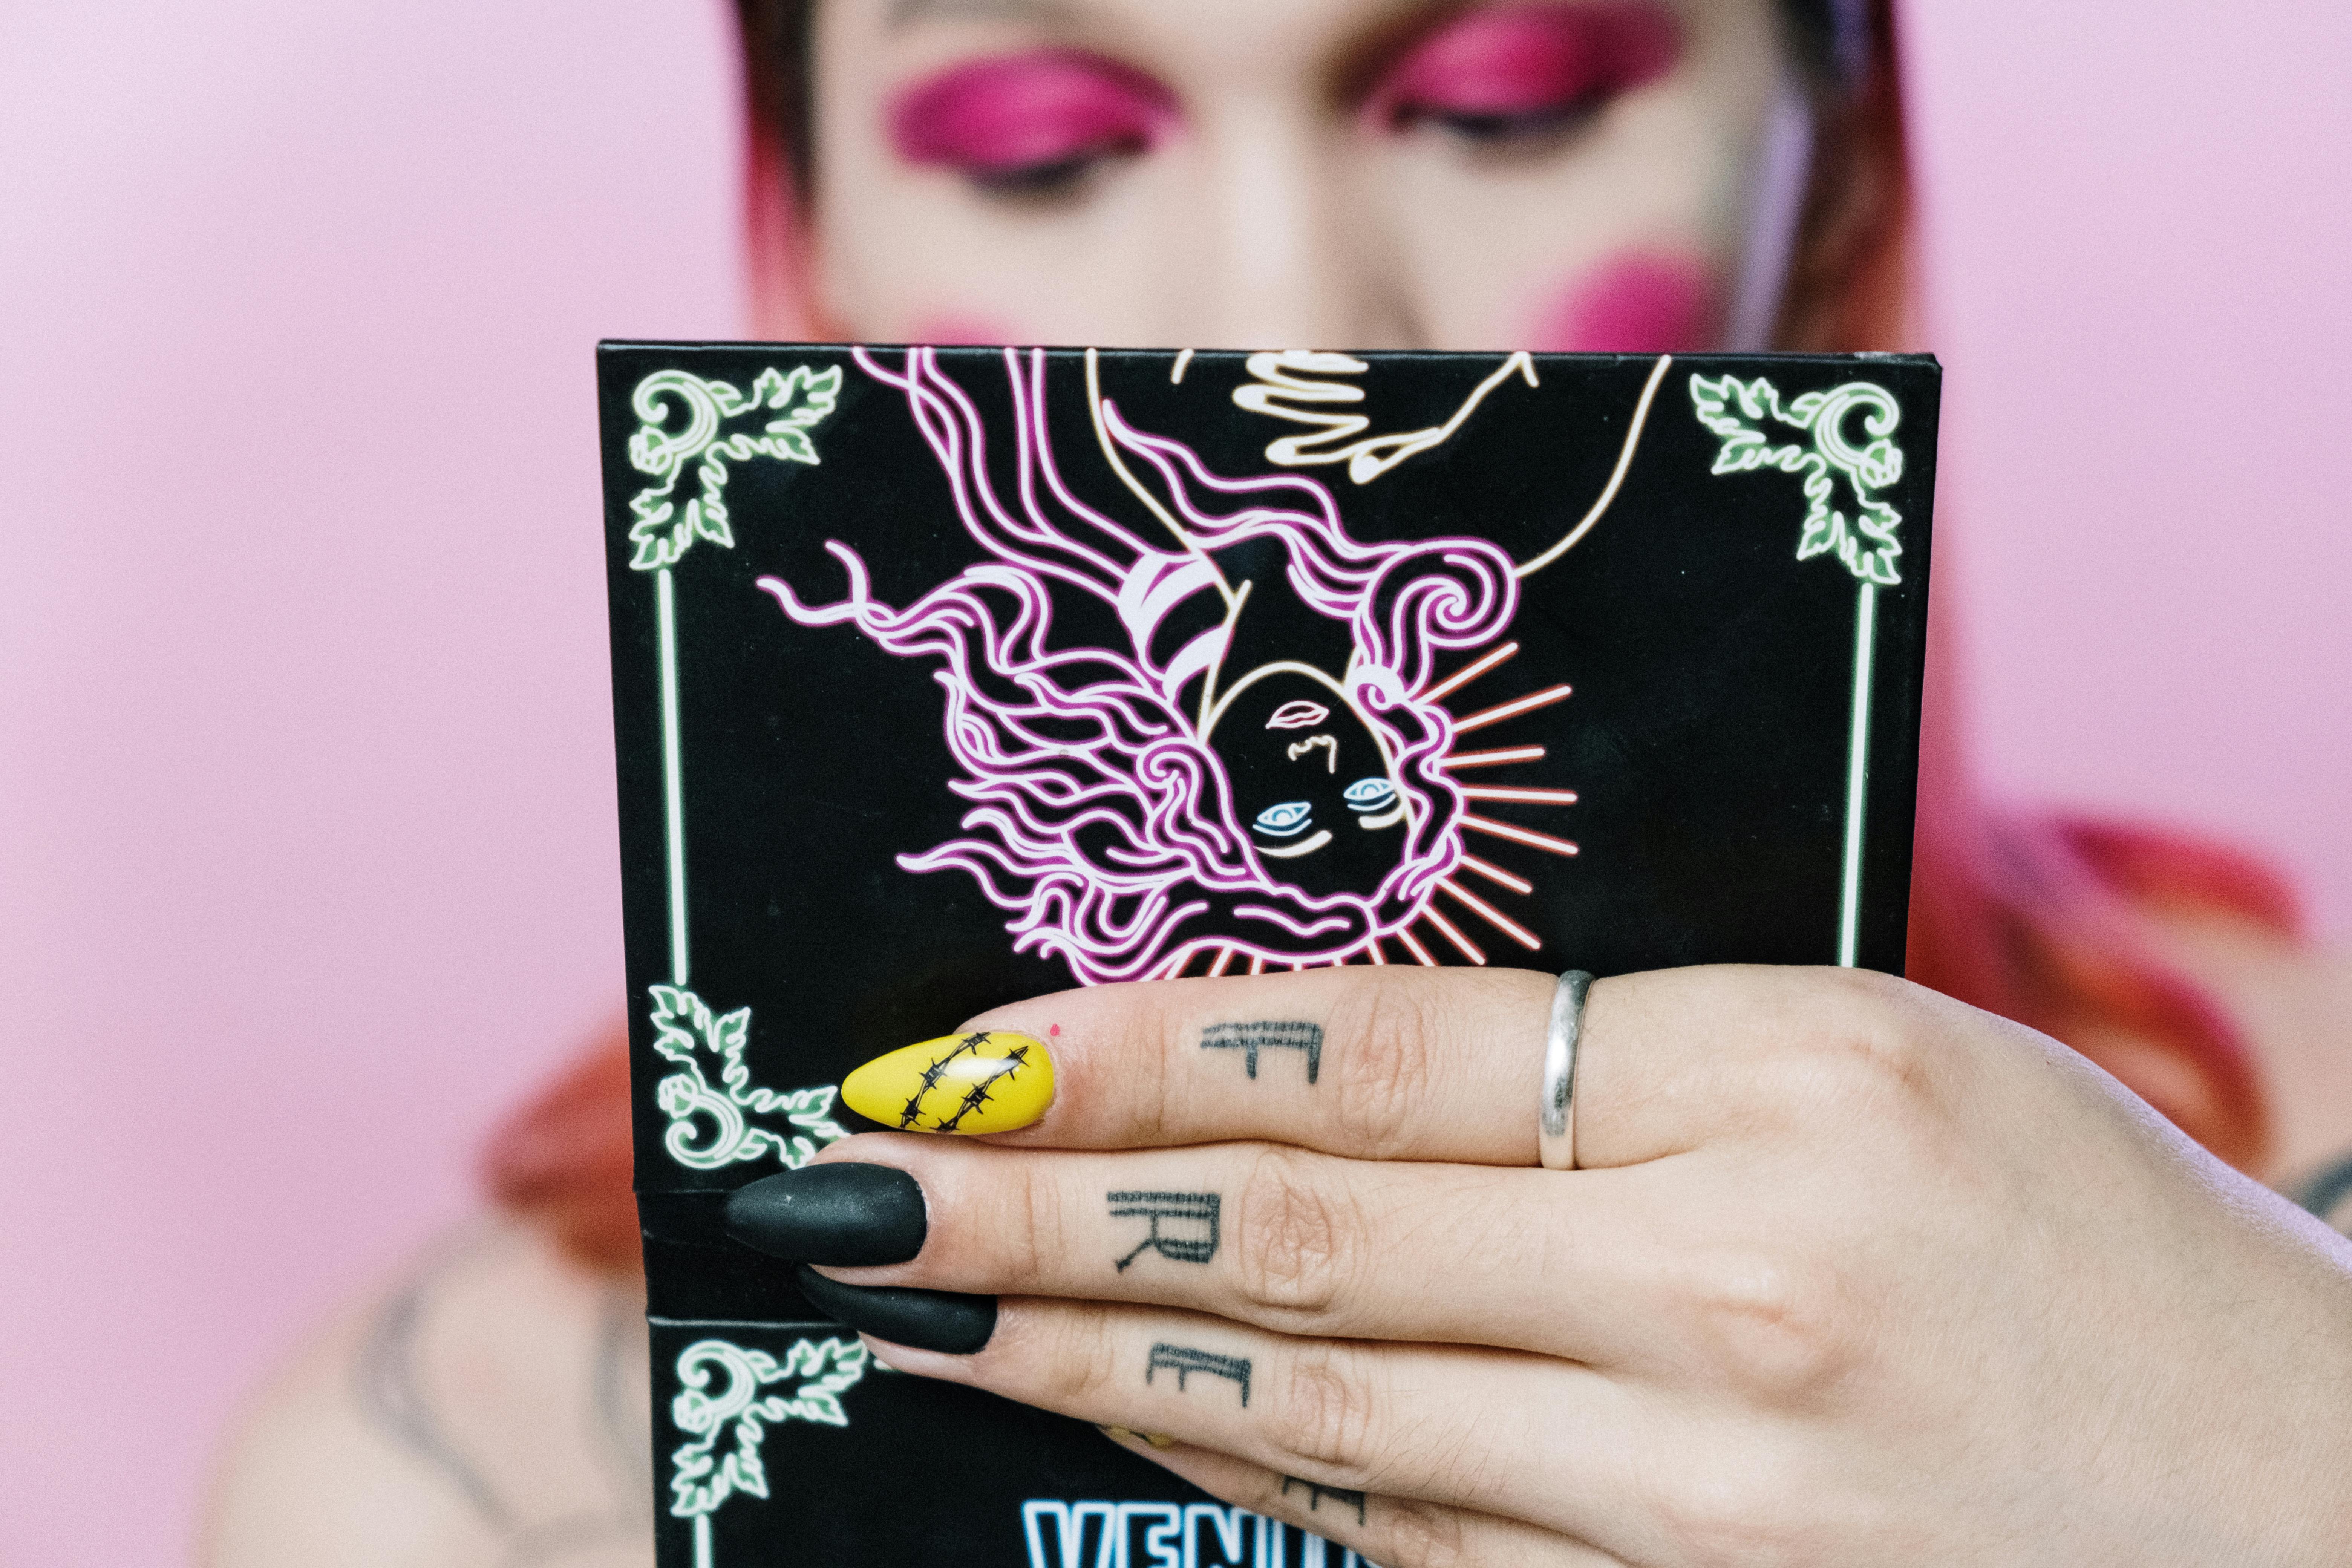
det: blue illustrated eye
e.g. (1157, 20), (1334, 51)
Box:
(1343, 778), (1398, 812)
(1253, 801), (1314, 838)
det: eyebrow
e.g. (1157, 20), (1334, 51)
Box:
(888, 0), (1069, 27)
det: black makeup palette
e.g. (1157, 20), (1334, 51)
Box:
(597, 343), (1940, 1566)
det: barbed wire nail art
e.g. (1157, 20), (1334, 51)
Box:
(840, 1031), (1055, 1135)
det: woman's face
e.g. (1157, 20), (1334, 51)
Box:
(1205, 666), (1410, 901)
(810, 0), (1800, 352)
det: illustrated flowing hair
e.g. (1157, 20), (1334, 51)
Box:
(756, 347), (1516, 982)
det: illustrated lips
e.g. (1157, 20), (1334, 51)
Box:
(1266, 701), (1331, 730)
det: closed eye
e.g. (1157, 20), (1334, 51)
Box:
(1367, 3), (1683, 155)
(1253, 801), (1314, 838)
(1343, 778), (1398, 811)
(890, 50), (1179, 204)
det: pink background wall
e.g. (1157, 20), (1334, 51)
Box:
(2, 2), (2345, 1562)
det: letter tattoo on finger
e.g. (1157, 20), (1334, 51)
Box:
(1145, 1344), (1251, 1407)
(1282, 1476), (1368, 1525)
(1109, 1191), (1220, 1271)
(1200, 1021), (1322, 1084)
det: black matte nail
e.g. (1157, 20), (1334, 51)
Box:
(795, 1265), (997, 1355)
(724, 1163), (928, 1266)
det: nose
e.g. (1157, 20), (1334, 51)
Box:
(1177, 100), (1421, 352)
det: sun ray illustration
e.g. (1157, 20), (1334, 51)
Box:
(1461, 814), (1581, 858)
(1461, 786), (1580, 806)
(1454, 684), (1574, 734)
(1250, 954), (1268, 976)
(1439, 879), (1541, 950)
(1363, 939), (1387, 965)
(1210, 947), (1236, 977)
(1417, 640), (1519, 705)
(1438, 745), (1547, 770)
(1422, 906), (1487, 965)
(1459, 854), (1534, 895)
(1401, 636), (1584, 964)
(1395, 926), (1439, 966)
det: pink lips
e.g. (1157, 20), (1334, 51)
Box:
(1369, 2), (1683, 131)
(890, 49), (1179, 179)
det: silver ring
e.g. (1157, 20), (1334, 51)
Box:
(1540, 971), (1594, 1171)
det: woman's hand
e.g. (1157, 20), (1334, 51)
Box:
(775, 966), (2352, 1565)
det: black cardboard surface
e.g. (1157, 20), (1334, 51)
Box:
(599, 344), (1940, 1567)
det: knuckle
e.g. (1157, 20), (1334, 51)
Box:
(1233, 1147), (1354, 1319)
(1014, 1160), (1066, 1285)
(1753, 971), (1942, 1122)
(1365, 1495), (1471, 1568)
(1259, 1342), (1380, 1477)
(1325, 973), (1442, 1158)
(1023, 1303), (1120, 1406)
(1683, 1251), (1862, 1403)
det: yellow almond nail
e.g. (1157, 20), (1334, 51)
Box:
(1098, 1425), (1178, 1449)
(842, 1030), (1054, 1135)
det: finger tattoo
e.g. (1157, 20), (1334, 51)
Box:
(1200, 1021), (1322, 1084)
(1281, 1476), (1368, 1525)
(1146, 1343), (1252, 1406)
(1109, 1191), (1221, 1271)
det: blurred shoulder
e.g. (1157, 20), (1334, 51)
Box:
(201, 1217), (651, 1568)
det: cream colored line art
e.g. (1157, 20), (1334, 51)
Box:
(1084, 348), (1236, 608)
(1515, 353), (1674, 578)
(1194, 578), (1253, 732)
(1233, 349), (1540, 484)
(1287, 735), (1338, 772)
(1257, 830), (1335, 859)
(1170, 348), (1195, 384)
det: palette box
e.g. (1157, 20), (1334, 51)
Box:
(597, 343), (1940, 1567)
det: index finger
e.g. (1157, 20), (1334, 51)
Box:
(928, 963), (1909, 1166)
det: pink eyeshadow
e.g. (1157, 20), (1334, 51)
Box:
(1530, 253), (1719, 352)
(890, 50), (1178, 174)
(1370, 2), (1683, 126)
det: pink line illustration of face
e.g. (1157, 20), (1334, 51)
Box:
(756, 348), (1519, 983)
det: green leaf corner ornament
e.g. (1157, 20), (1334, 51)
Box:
(627, 363), (843, 573)
(670, 1335), (869, 1568)
(1687, 374), (1905, 586)
(631, 360), (841, 997)
(1688, 372), (1909, 968)
(649, 985), (848, 1171)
